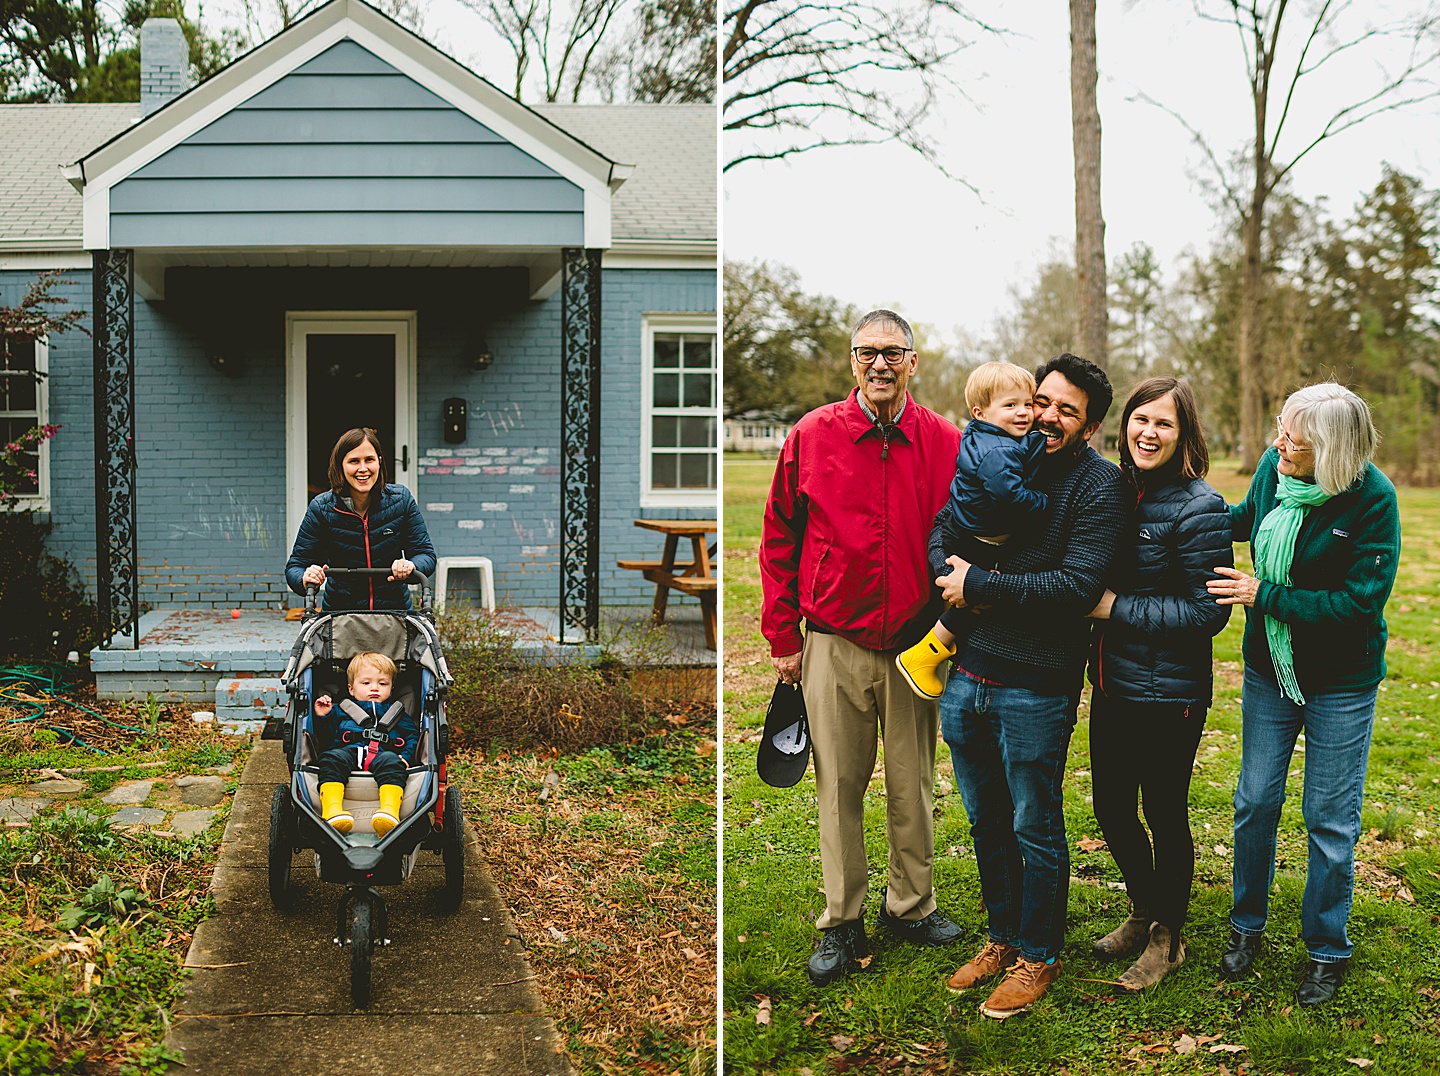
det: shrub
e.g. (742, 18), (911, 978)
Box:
(439, 610), (707, 749)
(0, 513), (96, 659)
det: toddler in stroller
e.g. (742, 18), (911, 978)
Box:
(314, 651), (419, 836)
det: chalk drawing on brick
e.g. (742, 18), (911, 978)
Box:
(425, 502), (454, 512)
(509, 484), (535, 495)
(481, 502), (507, 512)
(457, 520), (485, 530)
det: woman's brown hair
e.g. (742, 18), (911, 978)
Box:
(1117, 377), (1209, 480)
(328, 428), (389, 497)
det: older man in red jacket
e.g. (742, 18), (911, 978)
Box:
(761, 308), (964, 986)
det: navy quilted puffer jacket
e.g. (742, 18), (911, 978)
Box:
(285, 485), (437, 611)
(1087, 471), (1234, 706)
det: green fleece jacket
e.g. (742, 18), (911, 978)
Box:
(1230, 446), (1401, 695)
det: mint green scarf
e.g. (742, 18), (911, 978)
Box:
(1253, 473), (1333, 704)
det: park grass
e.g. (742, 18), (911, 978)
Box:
(721, 455), (1440, 1076)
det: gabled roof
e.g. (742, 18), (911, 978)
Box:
(535, 105), (715, 245)
(66, 0), (630, 250)
(0, 104), (137, 250)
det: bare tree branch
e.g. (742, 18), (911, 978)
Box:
(1128, 89), (1247, 217)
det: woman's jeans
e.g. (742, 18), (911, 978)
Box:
(1231, 668), (1377, 962)
(1090, 689), (1206, 937)
(941, 672), (1076, 962)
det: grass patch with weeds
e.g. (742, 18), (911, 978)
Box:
(0, 673), (245, 1074)
(722, 456), (1440, 1076)
(441, 616), (718, 1074)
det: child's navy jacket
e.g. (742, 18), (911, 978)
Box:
(321, 697), (420, 768)
(946, 420), (1049, 536)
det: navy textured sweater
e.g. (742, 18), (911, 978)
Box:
(930, 443), (1127, 697)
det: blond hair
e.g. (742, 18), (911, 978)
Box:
(1283, 382), (1378, 496)
(965, 362), (1037, 413)
(347, 651), (397, 685)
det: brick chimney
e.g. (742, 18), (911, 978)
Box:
(141, 18), (189, 116)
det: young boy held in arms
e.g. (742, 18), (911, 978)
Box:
(895, 361), (1049, 699)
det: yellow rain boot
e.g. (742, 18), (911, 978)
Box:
(372, 784), (403, 837)
(895, 629), (957, 700)
(320, 782), (353, 834)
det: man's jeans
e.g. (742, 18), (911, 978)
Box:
(1231, 668), (1378, 963)
(940, 672), (1077, 962)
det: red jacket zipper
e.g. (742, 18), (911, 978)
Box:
(334, 503), (376, 610)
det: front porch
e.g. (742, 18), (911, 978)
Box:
(91, 603), (715, 721)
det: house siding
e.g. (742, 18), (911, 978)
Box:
(109, 40), (585, 250)
(12, 264), (715, 612)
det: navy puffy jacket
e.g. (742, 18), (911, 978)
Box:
(946, 421), (1048, 536)
(1087, 472), (1233, 706)
(285, 485), (437, 611)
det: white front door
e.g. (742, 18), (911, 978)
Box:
(286, 313), (417, 553)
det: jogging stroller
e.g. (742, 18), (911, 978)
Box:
(264, 567), (463, 1006)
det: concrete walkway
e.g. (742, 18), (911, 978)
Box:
(165, 740), (569, 1075)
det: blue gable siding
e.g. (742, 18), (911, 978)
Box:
(109, 40), (585, 249)
(20, 264), (715, 612)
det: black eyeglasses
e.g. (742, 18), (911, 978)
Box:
(851, 346), (913, 366)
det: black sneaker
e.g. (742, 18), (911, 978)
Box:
(875, 885), (962, 946)
(1219, 929), (1263, 979)
(1297, 957), (1348, 1006)
(807, 920), (868, 986)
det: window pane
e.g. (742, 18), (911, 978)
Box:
(652, 415), (678, 447)
(654, 335), (681, 368)
(679, 415), (715, 448)
(683, 372), (713, 408)
(654, 372), (680, 408)
(679, 452), (715, 489)
(0, 417), (39, 495)
(651, 452), (679, 488)
(682, 336), (714, 368)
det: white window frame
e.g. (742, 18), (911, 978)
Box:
(639, 312), (718, 509)
(1, 335), (50, 512)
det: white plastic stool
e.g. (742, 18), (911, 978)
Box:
(433, 556), (495, 613)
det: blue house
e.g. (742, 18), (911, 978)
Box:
(0, 0), (716, 701)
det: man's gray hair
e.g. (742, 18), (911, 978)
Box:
(1284, 382), (1378, 496)
(851, 309), (914, 349)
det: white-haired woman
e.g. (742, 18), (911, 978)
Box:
(1206, 383), (1400, 1006)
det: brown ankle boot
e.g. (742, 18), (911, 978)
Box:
(1117, 923), (1185, 991)
(945, 939), (1019, 993)
(1092, 910), (1152, 960)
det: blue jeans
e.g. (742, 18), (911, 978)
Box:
(1231, 668), (1378, 962)
(940, 672), (1077, 962)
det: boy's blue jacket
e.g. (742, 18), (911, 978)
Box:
(946, 420), (1048, 535)
(320, 697), (420, 768)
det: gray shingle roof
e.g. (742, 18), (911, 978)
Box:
(533, 104), (716, 244)
(0, 104), (139, 247)
(0, 99), (714, 250)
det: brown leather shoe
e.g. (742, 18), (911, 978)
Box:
(1117, 924), (1185, 991)
(979, 956), (1062, 1019)
(1092, 910), (1152, 960)
(945, 939), (1020, 993)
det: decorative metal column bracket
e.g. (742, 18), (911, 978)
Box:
(558, 247), (602, 643)
(92, 249), (139, 649)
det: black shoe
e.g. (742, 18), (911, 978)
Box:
(875, 885), (962, 947)
(807, 920), (868, 986)
(1297, 957), (1348, 1006)
(1219, 930), (1263, 978)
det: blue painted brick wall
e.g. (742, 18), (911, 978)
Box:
(9, 263), (716, 611)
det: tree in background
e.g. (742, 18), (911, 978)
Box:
(722, 0), (998, 174)
(461, 0), (626, 101)
(1, 0), (241, 102)
(1069, 0), (1107, 369)
(600, 0), (715, 102)
(1141, 1), (1440, 472)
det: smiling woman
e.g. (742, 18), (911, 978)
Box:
(285, 427), (438, 611)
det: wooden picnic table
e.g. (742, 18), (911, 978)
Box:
(618, 519), (718, 650)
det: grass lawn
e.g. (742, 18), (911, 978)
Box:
(722, 455), (1440, 1075)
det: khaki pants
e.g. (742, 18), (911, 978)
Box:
(803, 631), (943, 929)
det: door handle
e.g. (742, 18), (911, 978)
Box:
(401, 445), (409, 472)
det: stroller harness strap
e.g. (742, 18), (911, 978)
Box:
(338, 699), (407, 746)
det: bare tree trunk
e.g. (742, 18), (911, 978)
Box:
(1070, 0), (1107, 369)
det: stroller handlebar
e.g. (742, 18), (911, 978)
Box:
(304, 567), (434, 615)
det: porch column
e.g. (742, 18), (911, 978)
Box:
(92, 249), (140, 649)
(558, 247), (602, 642)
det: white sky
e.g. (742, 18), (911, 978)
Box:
(722, 2), (1440, 341)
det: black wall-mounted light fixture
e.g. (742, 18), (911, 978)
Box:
(471, 326), (494, 372)
(208, 349), (243, 376)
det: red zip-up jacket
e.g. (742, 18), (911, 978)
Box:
(760, 390), (961, 657)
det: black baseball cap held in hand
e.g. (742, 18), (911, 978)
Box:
(757, 679), (810, 788)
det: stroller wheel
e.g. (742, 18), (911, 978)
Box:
(268, 785), (294, 909)
(350, 895), (374, 1007)
(441, 785), (464, 912)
